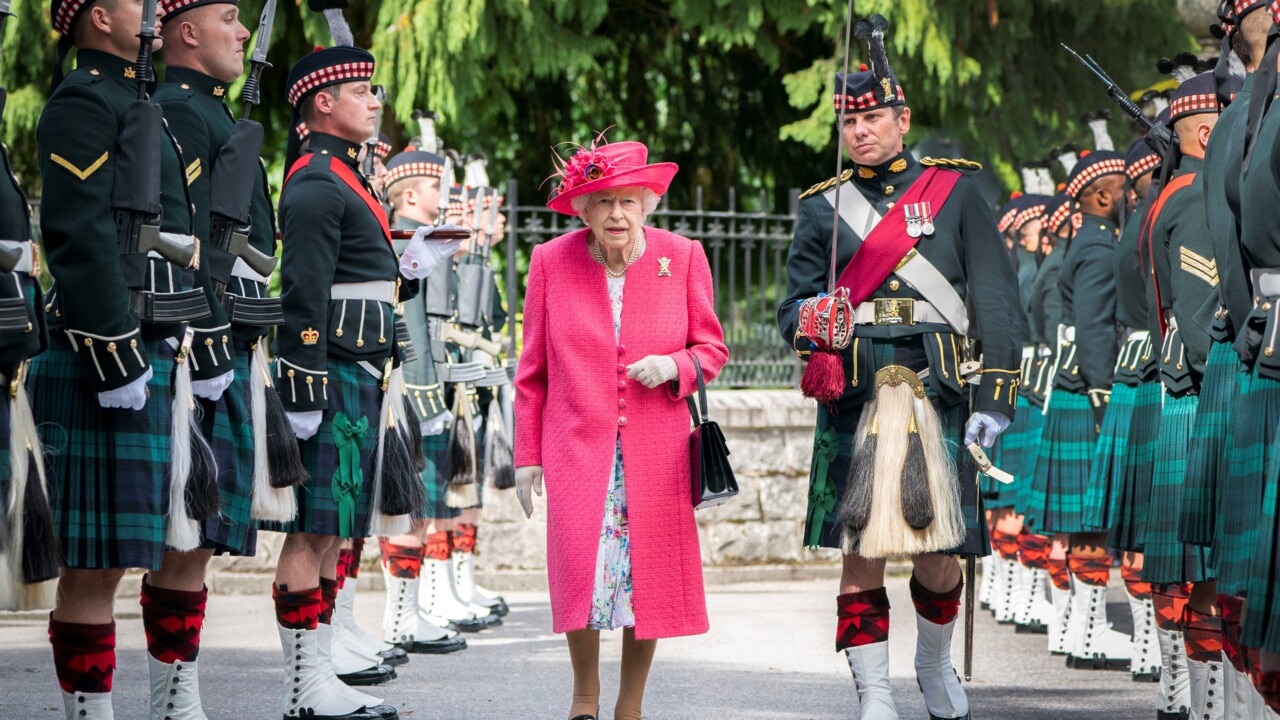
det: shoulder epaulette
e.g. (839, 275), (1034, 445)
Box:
(921, 157), (983, 174)
(799, 168), (854, 199)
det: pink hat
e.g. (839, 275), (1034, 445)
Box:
(546, 139), (678, 215)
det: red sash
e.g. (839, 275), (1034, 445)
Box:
(833, 167), (963, 306)
(1139, 172), (1196, 337)
(285, 153), (393, 248)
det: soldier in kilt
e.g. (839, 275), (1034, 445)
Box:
(32, 0), (218, 716)
(1019, 191), (1079, 656)
(1144, 70), (1248, 720)
(1027, 150), (1136, 671)
(376, 147), (474, 652)
(0, 37), (54, 612)
(777, 16), (1020, 719)
(269, 45), (458, 720)
(1238, 3), (1280, 709)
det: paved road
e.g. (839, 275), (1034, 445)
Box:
(0, 575), (1156, 719)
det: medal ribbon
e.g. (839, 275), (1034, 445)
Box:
(330, 411), (369, 537)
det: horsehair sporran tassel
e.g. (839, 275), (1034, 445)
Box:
(370, 363), (411, 537)
(185, 396), (220, 523)
(166, 336), (204, 550)
(9, 372), (59, 585)
(838, 407), (879, 552)
(846, 366), (964, 559)
(257, 343), (308, 491)
(378, 366), (425, 517)
(486, 396), (515, 490)
(402, 393), (426, 472)
(249, 343), (297, 522)
(446, 383), (478, 508)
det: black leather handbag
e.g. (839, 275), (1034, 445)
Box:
(688, 355), (738, 509)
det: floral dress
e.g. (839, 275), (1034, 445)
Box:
(588, 273), (636, 630)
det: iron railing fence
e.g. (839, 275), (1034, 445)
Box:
(501, 180), (803, 388)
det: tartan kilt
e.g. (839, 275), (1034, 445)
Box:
(1108, 380), (1161, 552)
(1080, 383), (1138, 532)
(986, 394), (1036, 508)
(1141, 392), (1210, 585)
(1180, 340), (1240, 547)
(802, 340), (985, 557)
(414, 431), (458, 520)
(264, 359), (382, 539)
(197, 349), (256, 557)
(1012, 402), (1047, 517)
(1242, 434), (1280, 654)
(1024, 389), (1095, 535)
(1213, 368), (1280, 596)
(31, 334), (176, 570)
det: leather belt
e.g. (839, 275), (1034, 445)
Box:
(131, 288), (209, 324)
(0, 240), (36, 274)
(331, 280), (395, 304)
(1253, 268), (1280, 300)
(853, 298), (948, 326)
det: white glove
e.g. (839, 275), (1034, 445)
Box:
(400, 226), (464, 280)
(515, 465), (544, 519)
(287, 410), (324, 441)
(626, 354), (679, 389)
(421, 409), (452, 437)
(191, 369), (235, 401)
(964, 411), (1011, 449)
(97, 367), (153, 411)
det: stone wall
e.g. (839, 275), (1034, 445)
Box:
(202, 389), (839, 593)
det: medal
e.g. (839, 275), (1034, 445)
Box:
(920, 201), (936, 236)
(905, 204), (922, 238)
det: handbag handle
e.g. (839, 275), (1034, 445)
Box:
(686, 354), (708, 425)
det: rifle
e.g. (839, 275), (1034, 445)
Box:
(112, 0), (197, 279)
(1061, 44), (1175, 157)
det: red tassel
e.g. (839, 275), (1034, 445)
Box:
(801, 349), (846, 404)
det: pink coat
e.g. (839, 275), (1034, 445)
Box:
(514, 227), (728, 640)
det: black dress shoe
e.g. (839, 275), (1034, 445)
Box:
(337, 663), (396, 686)
(283, 707), (383, 719)
(480, 597), (510, 617)
(378, 647), (410, 666)
(453, 616), (489, 633)
(367, 704), (400, 719)
(405, 634), (467, 654)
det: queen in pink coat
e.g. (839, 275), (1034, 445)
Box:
(514, 138), (728, 720)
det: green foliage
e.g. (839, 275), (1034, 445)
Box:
(0, 0), (1196, 209)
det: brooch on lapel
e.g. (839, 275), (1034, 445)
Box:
(658, 257), (672, 277)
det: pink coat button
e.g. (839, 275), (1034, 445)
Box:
(618, 416), (628, 426)
(617, 363), (627, 373)
(617, 380), (626, 391)
(617, 345), (625, 355)
(618, 398), (627, 409)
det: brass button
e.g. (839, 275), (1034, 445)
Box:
(356, 339), (364, 348)
(107, 341), (116, 352)
(335, 329), (343, 337)
(204, 338), (214, 346)
(889, 280), (900, 292)
(287, 369), (296, 378)
(306, 376), (313, 385)
(1265, 303), (1273, 311)
(378, 337), (386, 344)
(884, 185), (895, 196)
(995, 378), (1005, 387)
(130, 339), (138, 348)
(84, 338), (93, 347)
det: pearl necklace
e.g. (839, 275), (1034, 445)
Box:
(591, 231), (645, 278)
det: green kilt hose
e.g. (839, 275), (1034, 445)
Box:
(32, 335), (176, 570)
(414, 431), (458, 520)
(804, 339), (985, 557)
(1142, 392), (1210, 585)
(270, 360), (382, 539)
(1080, 382), (1137, 532)
(198, 349), (257, 556)
(986, 393), (1036, 507)
(1108, 379), (1161, 552)
(1025, 389), (1094, 534)
(1180, 337), (1239, 547)
(1214, 367), (1280, 596)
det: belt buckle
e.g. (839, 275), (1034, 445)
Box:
(873, 297), (914, 326)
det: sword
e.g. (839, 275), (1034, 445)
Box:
(965, 553), (975, 681)
(239, 0), (277, 120)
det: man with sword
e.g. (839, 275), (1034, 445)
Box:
(777, 13), (1020, 720)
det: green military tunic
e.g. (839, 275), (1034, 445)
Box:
(154, 65), (279, 556)
(1141, 156), (1212, 585)
(31, 49), (201, 570)
(778, 150), (1021, 554)
(1237, 77), (1280, 655)
(274, 132), (415, 538)
(1028, 213), (1118, 536)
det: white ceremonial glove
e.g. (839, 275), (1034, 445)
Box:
(400, 226), (464, 280)
(421, 409), (453, 437)
(97, 367), (153, 411)
(626, 354), (679, 389)
(516, 466), (544, 519)
(287, 410), (324, 441)
(191, 369), (235, 402)
(964, 411), (1012, 449)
